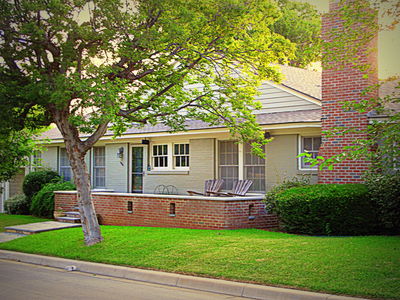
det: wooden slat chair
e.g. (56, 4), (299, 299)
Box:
(187, 179), (224, 196)
(209, 180), (253, 197)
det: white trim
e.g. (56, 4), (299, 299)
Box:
(264, 81), (322, 106)
(42, 122), (322, 144)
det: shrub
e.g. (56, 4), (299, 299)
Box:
(4, 194), (30, 215)
(265, 175), (310, 212)
(272, 184), (377, 236)
(30, 181), (75, 218)
(23, 170), (61, 202)
(365, 172), (400, 234)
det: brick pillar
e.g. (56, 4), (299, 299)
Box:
(318, 0), (378, 183)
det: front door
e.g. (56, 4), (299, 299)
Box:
(131, 146), (147, 193)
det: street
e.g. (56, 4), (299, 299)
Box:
(0, 260), (250, 300)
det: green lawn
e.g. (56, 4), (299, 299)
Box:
(0, 224), (399, 300)
(0, 214), (51, 232)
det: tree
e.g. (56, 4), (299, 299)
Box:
(270, 0), (321, 68)
(0, 130), (38, 183)
(0, 0), (297, 245)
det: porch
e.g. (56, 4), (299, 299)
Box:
(54, 191), (278, 230)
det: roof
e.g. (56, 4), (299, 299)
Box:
(278, 65), (322, 100)
(39, 109), (322, 141)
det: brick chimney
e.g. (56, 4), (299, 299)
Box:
(318, 0), (378, 183)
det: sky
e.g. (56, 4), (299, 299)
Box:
(299, 0), (400, 79)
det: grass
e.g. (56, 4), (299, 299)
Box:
(0, 224), (399, 299)
(0, 214), (51, 232)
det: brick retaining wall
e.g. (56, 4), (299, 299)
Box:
(55, 192), (278, 230)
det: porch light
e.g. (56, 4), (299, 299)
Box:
(264, 131), (271, 139)
(117, 147), (124, 159)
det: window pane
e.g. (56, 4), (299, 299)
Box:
(313, 137), (322, 151)
(93, 147), (106, 188)
(304, 138), (313, 151)
(244, 144), (265, 192)
(219, 141), (239, 190)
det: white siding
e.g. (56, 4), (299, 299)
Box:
(105, 143), (128, 192)
(254, 83), (320, 114)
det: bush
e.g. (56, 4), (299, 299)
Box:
(265, 176), (310, 212)
(23, 170), (61, 202)
(271, 184), (377, 236)
(366, 172), (400, 234)
(4, 194), (30, 215)
(30, 181), (75, 218)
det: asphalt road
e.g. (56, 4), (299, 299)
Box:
(0, 259), (250, 300)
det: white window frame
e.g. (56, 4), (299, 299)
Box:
(173, 143), (190, 170)
(298, 136), (321, 171)
(59, 148), (72, 182)
(152, 144), (170, 170)
(151, 143), (190, 171)
(92, 146), (106, 188)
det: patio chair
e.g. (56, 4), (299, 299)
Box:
(187, 179), (224, 196)
(209, 180), (253, 197)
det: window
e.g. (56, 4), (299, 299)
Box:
(174, 143), (189, 168)
(218, 141), (266, 192)
(59, 148), (72, 181)
(93, 147), (106, 188)
(299, 136), (321, 169)
(151, 143), (190, 170)
(153, 144), (168, 168)
(31, 151), (42, 171)
(218, 141), (239, 190)
(244, 143), (265, 191)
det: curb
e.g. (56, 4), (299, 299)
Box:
(0, 250), (367, 300)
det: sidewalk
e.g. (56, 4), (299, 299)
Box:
(0, 250), (367, 300)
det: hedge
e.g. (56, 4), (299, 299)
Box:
(22, 170), (61, 202)
(30, 181), (76, 218)
(272, 184), (377, 235)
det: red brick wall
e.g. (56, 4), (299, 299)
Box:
(55, 192), (278, 230)
(318, 0), (378, 183)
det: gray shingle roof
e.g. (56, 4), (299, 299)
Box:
(278, 65), (322, 100)
(39, 109), (321, 141)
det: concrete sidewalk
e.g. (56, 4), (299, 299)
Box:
(0, 250), (367, 300)
(5, 221), (81, 235)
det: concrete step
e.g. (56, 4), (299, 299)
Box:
(55, 217), (81, 224)
(65, 211), (80, 217)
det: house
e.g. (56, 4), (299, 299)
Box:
(0, 1), (389, 228)
(30, 64), (322, 195)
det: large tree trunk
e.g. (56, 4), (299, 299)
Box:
(66, 140), (103, 246)
(52, 107), (105, 246)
